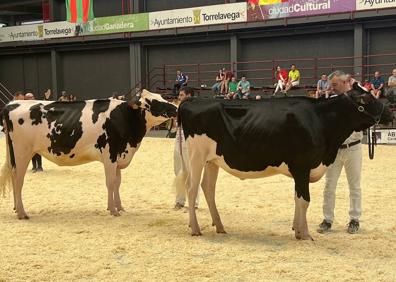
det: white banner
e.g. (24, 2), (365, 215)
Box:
(149, 3), (247, 30)
(356, 0), (396, 10)
(371, 129), (396, 144)
(0, 21), (77, 43)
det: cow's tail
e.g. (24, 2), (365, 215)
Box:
(0, 116), (13, 198)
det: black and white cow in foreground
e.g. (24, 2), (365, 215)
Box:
(177, 83), (392, 240)
(0, 90), (177, 219)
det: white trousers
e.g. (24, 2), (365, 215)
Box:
(323, 144), (362, 223)
(174, 145), (200, 207)
(274, 80), (285, 93)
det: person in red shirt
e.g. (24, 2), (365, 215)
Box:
(273, 66), (288, 96)
(221, 68), (234, 94)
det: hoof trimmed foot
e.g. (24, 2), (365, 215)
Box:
(191, 231), (202, 236)
(216, 228), (227, 234)
(17, 214), (29, 220)
(116, 207), (125, 212)
(110, 210), (121, 217)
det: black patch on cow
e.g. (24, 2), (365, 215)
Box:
(18, 118), (24, 125)
(92, 99), (110, 124)
(43, 101), (86, 156)
(95, 102), (147, 163)
(70, 154), (75, 158)
(0, 103), (20, 168)
(29, 103), (44, 125)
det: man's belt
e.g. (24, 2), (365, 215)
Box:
(339, 140), (361, 149)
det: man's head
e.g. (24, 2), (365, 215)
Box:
(25, 93), (34, 100)
(392, 68), (396, 77)
(374, 71), (380, 78)
(291, 64), (296, 71)
(13, 91), (24, 100)
(276, 66), (281, 71)
(178, 86), (194, 102)
(328, 70), (351, 95)
(321, 74), (327, 81)
(61, 90), (67, 96)
(231, 77), (236, 82)
(176, 70), (181, 76)
(241, 75), (246, 82)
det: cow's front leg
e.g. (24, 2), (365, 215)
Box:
(113, 169), (124, 212)
(290, 167), (313, 241)
(104, 164), (120, 216)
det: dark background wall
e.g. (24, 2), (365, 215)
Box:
(59, 47), (130, 99)
(146, 40), (230, 88)
(366, 28), (396, 79)
(0, 53), (51, 98)
(240, 31), (355, 86)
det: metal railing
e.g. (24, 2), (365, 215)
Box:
(145, 52), (396, 92)
(0, 82), (13, 109)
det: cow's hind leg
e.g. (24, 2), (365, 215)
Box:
(12, 158), (30, 219)
(290, 167), (313, 241)
(201, 162), (225, 234)
(113, 169), (124, 212)
(188, 156), (205, 236)
(104, 164), (120, 216)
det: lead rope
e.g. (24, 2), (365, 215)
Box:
(368, 125), (377, 160)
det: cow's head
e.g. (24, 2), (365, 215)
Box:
(126, 89), (177, 125)
(347, 82), (393, 127)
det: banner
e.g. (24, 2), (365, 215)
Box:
(78, 13), (149, 35)
(0, 21), (77, 43)
(247, 0), (356, 21)
(66, 0), (94, 23)
(149, 3), (247, 30)
(356, 0), (396, 10)
(372, 129), (396, 144)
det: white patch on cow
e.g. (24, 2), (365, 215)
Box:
(186, 134), (327, 182)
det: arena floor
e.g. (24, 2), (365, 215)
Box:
(0, 137), (395, 281)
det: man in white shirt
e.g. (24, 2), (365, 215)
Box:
(173, 87), (200, 210)
(318, 71), (362, 234)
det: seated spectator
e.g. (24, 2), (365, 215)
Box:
(13, 91), (25, 100)
(44, 89), (52, 101)
(273, 66), (288, 96)
(285, 64), (300, 93)
(370, 71), (385, 99)
(222, 68), (234, 94)
(236, 75), (251, 99)
(315, 74), (330, 98)
(58, 90), (69, 101)
(212, 69), (225, 95)
(385, 68), (396, 99)
(226, 77), (238, 99)
(69, 94), (76, 101)
(362, 79), (372, 91)
(173, 70), (188, 96)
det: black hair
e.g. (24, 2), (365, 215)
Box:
(179, 86), (195, 97)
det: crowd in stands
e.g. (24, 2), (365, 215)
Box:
(174, 65), (396, 102)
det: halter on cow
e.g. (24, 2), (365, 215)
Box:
(0, 89), (177, 219)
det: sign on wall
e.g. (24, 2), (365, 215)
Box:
(247, 0), (356, 21)
(0, 21), (77, 43)
(79, 13), (149, 35)
(149, 3), (247, 30)
(356, 0), (396, 10)
(372, 129), (396, 144)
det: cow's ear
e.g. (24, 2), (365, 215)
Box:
(125, 89), (141, 109)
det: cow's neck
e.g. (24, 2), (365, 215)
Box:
(317, 96), (366, 164)
(144, 111), (167, 131)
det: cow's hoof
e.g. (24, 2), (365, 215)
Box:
(216, 229), (227, 234)
(116, 207), (125, 212)
(110, 210), (121, 217)
(191, 231), (202, 236)
(17, 214), (29, 220)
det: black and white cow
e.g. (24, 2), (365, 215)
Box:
(177, 83), (392, 240)
(0, 90), (177, 219)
